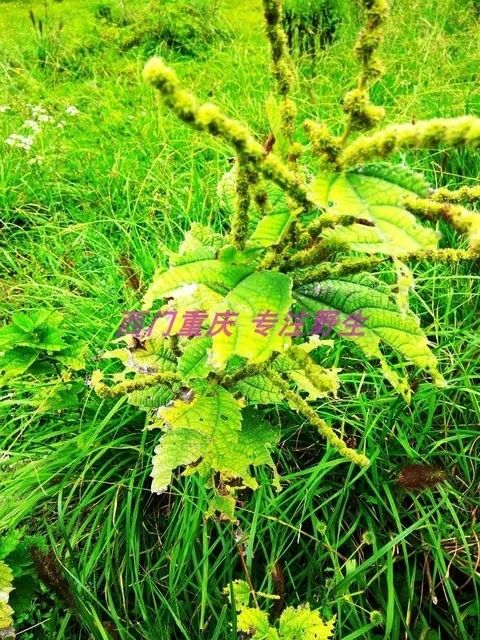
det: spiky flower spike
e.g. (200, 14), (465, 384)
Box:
(431, 184), (480, 204)
(342, 0), (389, 135)
(263, 0), (297, 144)
(339, 115), (480, 167)
(143, 57), (309, 211)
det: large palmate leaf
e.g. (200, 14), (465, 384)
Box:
(151, 387), (279, 492)
(308, 168), (438, 255)
(142, 260), (253, 310)
(297, 273), (445, 400)
(209, 271), (293, 370)
(279, 606), (335, 640)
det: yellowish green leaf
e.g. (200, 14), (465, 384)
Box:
(308, 172), (438, 255)
(209, 272), (293, 370)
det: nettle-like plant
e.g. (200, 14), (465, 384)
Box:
(0, 310), (85, 411)
(224, 579), (335, 639)
(0, 530), (49, 637)
(92, 0), (480, 518)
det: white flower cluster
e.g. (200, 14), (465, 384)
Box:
(5, 134), (35, 151)
(65, 105), (80, 116)
(3, 103), (80, 161)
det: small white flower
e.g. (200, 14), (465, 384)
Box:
(37, 114), (53, 123)
(28, 155), (44, 165)
(31, 105), (47, 116)
(65, 105), (80, 116)
(0, 105), (10, 113)
(21, 135), (34, 149)
(23, 119), (41, 133)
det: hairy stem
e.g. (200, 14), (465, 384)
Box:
(269, 370), (369, 467)
(92, 371), (180, 398)
(291, 255), (386, 287)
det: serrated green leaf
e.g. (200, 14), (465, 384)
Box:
(204, 493), (237, 522)
(151, 428), (206, 493)
(177, 337), (211, 382)
(226, 579), (251, 609)
(171, 223), (223, 265)
(237, 607), (271, 638)
(297, 273), (445, 399)
(235, 373), (285, 404)
(0, 602), (14, 632)
(249, 211), (294, 247)
(151, 394), (279, 495)
(6, 310), (67, 352)
(54, 343), (86, 370)
(11, 309), (63, 333)
(228, 409), (280, 490)
(0, 532), (23, 562)
(308, 171), (438, 255)
(353, 163), (429, 196)
(101, 339), (177, 410)
(0, 347), (39, 386)
(209, 271), (293, 369)
(187, 222), (224, 248)
(142, 260), (253, 310)
(0, 325), (26, 350)
(279, 606), (335, 640)
(170, 246), (217, 266)
(16, 328), (66, 352)
(156, 384), (242, 438)
(128, 385), (175, 410)
(8, 573), (36, 620)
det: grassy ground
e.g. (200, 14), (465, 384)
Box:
(0, 0), (479, 638)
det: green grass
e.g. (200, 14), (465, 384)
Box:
(0, 0), (479, 638)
